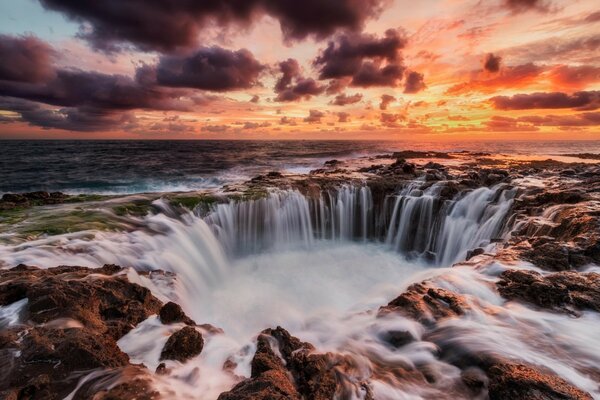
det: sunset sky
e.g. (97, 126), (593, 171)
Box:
(0, 0), (598, 140)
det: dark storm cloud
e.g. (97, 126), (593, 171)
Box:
(484, 53), (502, 73)
(351, 62), (405, 87)
(0, 97), (135, 131)
(38, 0), (387, 51)
(379, 94), (395, 110)
(331, 93), (362, 106)
(0, 69), (187, 112)
(274, 59), (325, 102)
(490, 91), (600, 110)
(403, 71), (426, 94)
(153, 47), (264, 91)
(314, 29), (407, 87)
(503, 0), (549, 13)
(0, 35), (55, 83)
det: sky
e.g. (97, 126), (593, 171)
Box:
(0, 0), (598, 140)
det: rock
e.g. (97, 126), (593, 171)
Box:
(381, 330), (414, 348)
(266, 171), (283, 178)
(466, 247), (485, 260)
(160, 326), (204, 362)
(0, 191), (68, 210)
(218, 326), (339, 400)
(487, 363), (592, 400)
(159, 301), (195, 325)
(461, 368), (487, 392)
(0, 327), (130, 399)
(0, 264), (175, 399)
(324, 160), (341, 167)
(0, 264), (162, 339)
(380, 283), (469, 325)
(497, 269), (600, 313)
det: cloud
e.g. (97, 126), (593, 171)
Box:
(153, 47), (264, 91)
(446, 63), (543, 94)
(314, 29), (407, 87)
(484, 53), (502, 73)
(331, 93), (362, 105)
(403, 71), (426, 94)
(304, 109), (325, 123)
(0, 34), (55, 83)
(38, 0), (388, 51)
(274, 58), (325, 101)
(490, 91), (600, 110)
(485, 115), (538, 131)
(0, 35), (204, 131)
(548, 65), (600, 90)
(242, 121), (271, 129)
(250, 95), (260, 103)
(337, 112), (350, 122)
(379, 94), (395, 110)
(502, 0), (549, 13)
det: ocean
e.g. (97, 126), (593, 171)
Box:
(1, 139), (599, 194)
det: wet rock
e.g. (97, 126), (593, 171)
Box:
(381, 283), (469, 325)
(218, 326), (339, 400)
(381, 330), (414, 348)
(266, 171), (283, 178)
(487, 363), (592, 400)
(497, 269), (600, 313)
(0, 264), (175, 399)
(461, 367), (487, 392)
(0, 327), (130, 399)
(466, 247), (485, 260)
(0, 191), (68, 210)
(160, 326), (204, 362)
(0, 264), (162, 339)
(324, 159), (341, 167)
(159, 301), (195, 325)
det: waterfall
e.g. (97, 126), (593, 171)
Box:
(201, 182), (515, 265)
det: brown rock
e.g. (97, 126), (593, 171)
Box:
(380, 283), (469, 325)
(160, 326), (204, 362)
(159, 301), (195, 325)
(497, 269), (600, 313)
(487, 363), (592, 400)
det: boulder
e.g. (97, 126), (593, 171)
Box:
(160, 326), (204, 362)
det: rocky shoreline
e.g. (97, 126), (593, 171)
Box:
(1, 152), (599, 399)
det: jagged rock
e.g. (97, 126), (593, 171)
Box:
(159, 301), (195, 325)
(0, 327), (130, 399)
(218, 327), (339, 400)
(0, 264), (172, 399)
(160, 326), (204, 362)
(497, 269), (600, 313)
(380, 283), (469, 325)
(0, 191), (68, 210)
(0, 264), (162, 339)
(487, 363), (592, 400)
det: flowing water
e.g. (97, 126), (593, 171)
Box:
(1, 178), (599, 398)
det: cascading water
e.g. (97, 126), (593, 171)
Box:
(5, 178), (595, 400)
(200, 182), (515, 265)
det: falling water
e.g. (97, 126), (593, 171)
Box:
(200, 182), (515, 265)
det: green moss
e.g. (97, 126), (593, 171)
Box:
(0, 208), (27, 226)
(169, 194), (219, 210)
(64, 194), (108, 203)
(112, 200), (153, 216)
(20, 210), (116, 236)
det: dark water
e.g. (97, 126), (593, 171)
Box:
(1, 140), (599, 194)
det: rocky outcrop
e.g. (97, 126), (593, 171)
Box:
(487, 362), (592, 400)
(0, 264), (162, 339)
(218, 327), (340, 400)
(497, 269), (600, 313)
(159, 301), (196, 325)
(0, 264), (181, 399)
(380, 282), (469, 325)
(0, 191), (68, 210)
(160, 326), (204, 362)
